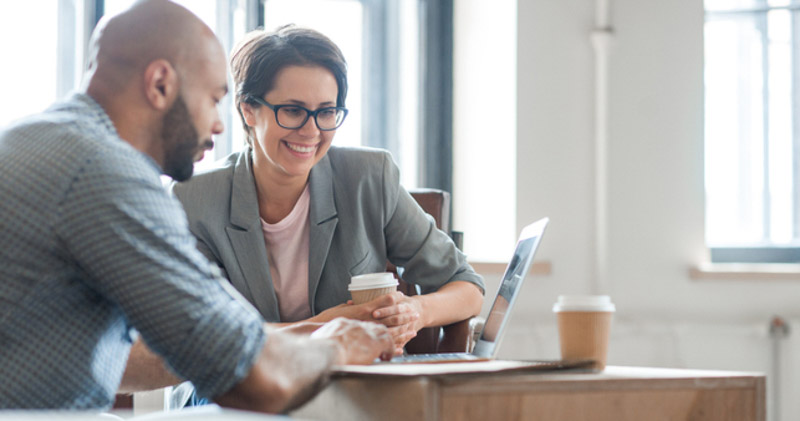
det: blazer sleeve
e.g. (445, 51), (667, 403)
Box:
(380, 153), (485, 294)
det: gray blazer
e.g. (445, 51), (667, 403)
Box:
(171, 146), (484, 322)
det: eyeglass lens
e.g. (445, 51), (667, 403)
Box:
(277, 106), (345, 130)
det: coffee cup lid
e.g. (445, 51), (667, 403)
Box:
(552, 295), (615, 312)
(348, 273), (398, 291)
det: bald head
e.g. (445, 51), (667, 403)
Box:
(85, 0), (224, 90)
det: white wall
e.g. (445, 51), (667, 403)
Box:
(456, 1), (800, 420)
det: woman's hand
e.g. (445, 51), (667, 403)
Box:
(312, 292), (420, 354)
(371, 293), (425, 353)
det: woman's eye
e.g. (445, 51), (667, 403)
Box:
(282, 107), (303, 116)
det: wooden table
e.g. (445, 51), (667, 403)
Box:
(292, 365), (765, 421)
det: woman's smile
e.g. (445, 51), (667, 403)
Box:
(283, 139), (319, 156)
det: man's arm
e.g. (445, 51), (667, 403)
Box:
(214, 318), (394, 414)
(118, 319), (393, 412)
(118, 339), (183, 394)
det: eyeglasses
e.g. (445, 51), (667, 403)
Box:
(248, 96), (348, 131)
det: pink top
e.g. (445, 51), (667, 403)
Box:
(260, 185), (312, 322)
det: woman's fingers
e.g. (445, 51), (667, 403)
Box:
(387, 326), (417, 346)
(376, 308), (419, 327)
(372, 301), (416, 319)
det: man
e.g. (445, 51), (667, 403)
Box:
(0, 0), (393, 413)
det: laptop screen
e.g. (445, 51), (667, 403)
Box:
(472, 218), (548, 358)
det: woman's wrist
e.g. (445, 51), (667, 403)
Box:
(409, 295), (430, 329)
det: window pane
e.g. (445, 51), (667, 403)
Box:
(103, 0), (134, 17)
(705, 2), (800, 250)
(172, 0), (217, 32)
(706, 0), (800, 12)
(705, 15), (767, 244)
(766, 9), (793, 243)
(0, 1), (59, 127)
(397, 0), (420, 188)
(453, 0), (517, 261)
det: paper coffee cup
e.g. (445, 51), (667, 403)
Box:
(348, 273), (398, 305)
(553, 295), (615, 371)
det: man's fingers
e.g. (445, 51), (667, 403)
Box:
(311, 318), (395, 365)
(357, 319), (394, 357)
(372, 324), (396, 358)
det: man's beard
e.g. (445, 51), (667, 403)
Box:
(161, 94), (211, 182)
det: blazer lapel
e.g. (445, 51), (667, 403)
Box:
(225, 150), (281, 321)
(308, 155), (338, 313)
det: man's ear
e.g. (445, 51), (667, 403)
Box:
(240, 102), (258, 127)
(143, 59), (178, 110)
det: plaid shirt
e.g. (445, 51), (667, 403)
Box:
(0, 94), (266, 409)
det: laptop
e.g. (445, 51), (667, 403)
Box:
(386, 217), (550, 364)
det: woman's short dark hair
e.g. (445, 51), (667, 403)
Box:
(230, 25), (348, 147)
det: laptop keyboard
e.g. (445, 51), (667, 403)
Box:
(384, 352), (486, 364)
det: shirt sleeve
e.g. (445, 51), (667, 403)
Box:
(55, 151), (266, 400)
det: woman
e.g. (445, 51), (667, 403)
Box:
(172, 25), (484, 353)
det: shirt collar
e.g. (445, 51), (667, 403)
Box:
(71, 92), (165, 175)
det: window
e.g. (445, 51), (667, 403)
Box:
(0, 0), (85, 128)
(704, 0), (800, 262)
(1, 0), (509, 261)
(0, 0), (445, 222)
(452, 0), (516, 262)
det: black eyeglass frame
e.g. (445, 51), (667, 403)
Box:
(248, 96), (348, 131)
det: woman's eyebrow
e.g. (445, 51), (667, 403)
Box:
(282, 99), (336, 107)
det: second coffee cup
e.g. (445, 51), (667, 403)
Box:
(553, 295), (615, 371)
(348, 273), (398, 305)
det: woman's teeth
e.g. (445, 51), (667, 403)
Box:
(286, 142), (316, 153)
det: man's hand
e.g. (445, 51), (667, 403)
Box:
(310, 318), (395, 365)
(118, 339), (183, 393)
(215, 318), (392, 413)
